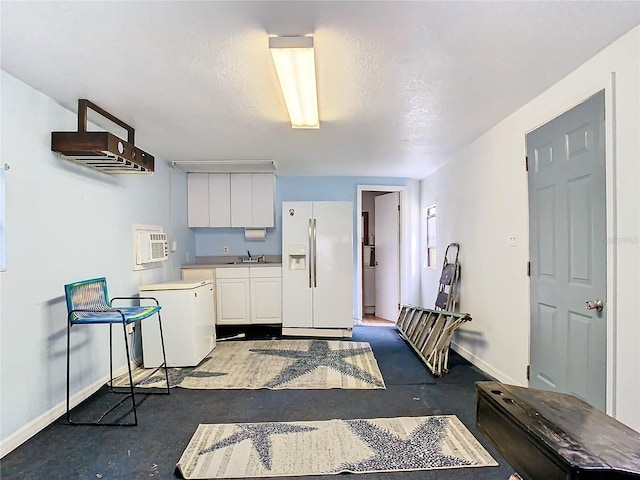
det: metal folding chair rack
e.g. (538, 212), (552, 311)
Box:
(397, 305), (472, 376)
(64, 277), (171, 426)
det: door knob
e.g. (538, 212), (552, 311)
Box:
(585, 299), (603, 312)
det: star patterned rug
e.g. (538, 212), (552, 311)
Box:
(176, 415), (498, 478)
(113, 339), (385, 390)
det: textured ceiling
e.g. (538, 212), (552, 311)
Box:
(1, 1), (638, 179)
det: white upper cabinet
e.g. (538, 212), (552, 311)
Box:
(230, 174), (253, 227)
(251, 174), (275, 228)
(209, 174), (231, 227)
(187, 173), (209, 227)
(187, 173), (274, 228)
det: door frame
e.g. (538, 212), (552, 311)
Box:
(527, 73), (617, 415)
(356, 184), (404, 320)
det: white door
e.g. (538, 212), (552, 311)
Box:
(313, 201), (353, 328)
(374, 192), (400, 321)
(528, 91), (606, 410)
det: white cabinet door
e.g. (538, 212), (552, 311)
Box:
(230, 174), (253, 227)
(187, 173), (209, 227)
(216, 278), (250, 325)
(250, 277), (282, 324)
(209, 174), (231, 227)
(252, 174), (275, 228)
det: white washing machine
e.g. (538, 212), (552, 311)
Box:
(139, 279), (215, 367)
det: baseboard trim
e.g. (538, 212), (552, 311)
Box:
(282, 327), (353, 338)
(0, 365), (129, 459)
(450, 341), (523, 386)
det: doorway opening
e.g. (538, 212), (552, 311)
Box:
(356, 185), (403, 326)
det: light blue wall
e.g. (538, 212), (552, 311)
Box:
(0, 70), (419, 454)
(195, 176), (414, 257)
(0, 70), (195, 453)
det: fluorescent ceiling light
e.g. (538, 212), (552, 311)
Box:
(269, 36), (319, 129)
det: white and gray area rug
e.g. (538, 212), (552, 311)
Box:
(114, 339), (385, 390)
(177, 415), (498, 479)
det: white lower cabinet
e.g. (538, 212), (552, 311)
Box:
(250, 269), (282, 324)
(217, 270), (251, 325)
(216, 266), (282, 325)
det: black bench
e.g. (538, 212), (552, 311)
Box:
(476, 381), (640, 479)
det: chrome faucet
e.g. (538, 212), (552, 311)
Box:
(239, 251), (266, 263)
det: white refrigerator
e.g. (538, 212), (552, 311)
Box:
(282, 201), (353, 336)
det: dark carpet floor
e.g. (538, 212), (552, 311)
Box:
(0, 326), (516, 479)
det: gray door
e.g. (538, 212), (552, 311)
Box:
(527, 91), (606, 411)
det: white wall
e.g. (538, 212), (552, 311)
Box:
(0, 70), (195, 455)
(420, 27), (640, 430)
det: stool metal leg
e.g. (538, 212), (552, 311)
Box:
(67, 317), (139, 426)
(66, 319), (72, 424)
(121, 320), (139, 426)
(156, 312), (171, 394)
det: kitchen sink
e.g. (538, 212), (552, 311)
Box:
(224, 259), (271, 265)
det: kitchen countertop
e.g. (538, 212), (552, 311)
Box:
(140, 279), (213, 289)
(182, 255), (282, 269)
(181, 262), (282, 269)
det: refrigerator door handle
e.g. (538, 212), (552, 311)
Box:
(313, 218), (318, 287)
(308, 218), (313, 288)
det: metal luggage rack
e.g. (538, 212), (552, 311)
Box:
(396, 305), (471, 376)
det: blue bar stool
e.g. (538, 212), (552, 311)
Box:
(64, 277), (170, 426)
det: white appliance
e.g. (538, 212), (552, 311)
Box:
(136, 231), (168, 265)
(363, 245), (376, 314)
(364, 266), (376, 314)
(139, 279), (215, 367)
(282, 201), (353, 337)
